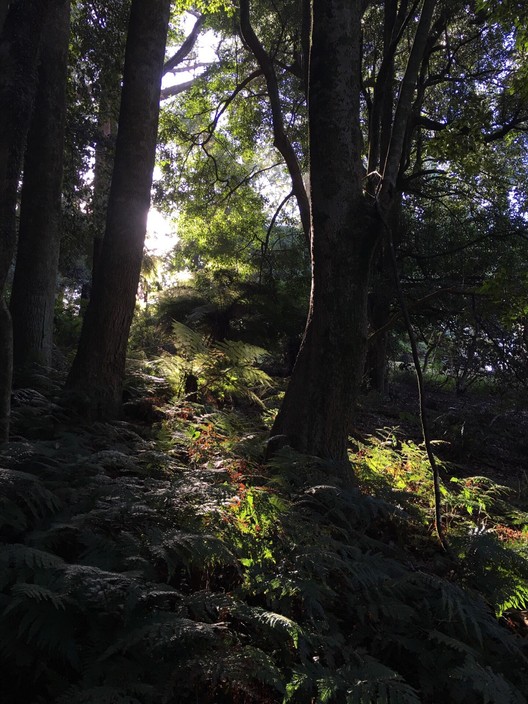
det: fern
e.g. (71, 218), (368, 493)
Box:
(99, 613), (222, 659)
(0, 468), (61, 532)
(2, 406), (527, 704)
(0, 544), (65, 571)
(156, 322), (272, 405)
(451, 660), (526, 704)
(458, 531), (528, 615)
(54, 685), (146, 704)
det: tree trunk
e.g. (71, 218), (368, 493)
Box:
(65, 0), (170, 419)
(271, 218), (377, 469)
(0, 0), (53, 440)
(270, 0), (379, 474)
(10, 0), (70, 382)
(269, 0), (437, 473)
(0, 1), (10, 34)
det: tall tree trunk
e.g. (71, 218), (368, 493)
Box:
(10, 0), (70, 382)
(270, 0), (378, 474)
(0, 0), (53, 440)
(65, 0), (171, 419)
(270, 0), (437, 474)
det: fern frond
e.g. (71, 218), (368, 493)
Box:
(0, 543), (65, 571)
(54, 685), (144, 704)
(451, 659), (527, 704)
(461, 532), (528, 615)
(99, 613), (222, 659)
(172, 321), (209, 357)
(0, 582), (78, 666)
(0, 468), (60, 529)
(146, 528), (235, 578)
(230, 603), (303, 648)
(214, 339), (269, 366)
(205, 645), (286, 698)
(6, 582), (68, 611)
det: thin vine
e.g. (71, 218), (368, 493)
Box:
(377, 202), (453, 555)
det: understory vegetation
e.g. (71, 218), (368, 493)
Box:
(1, 358), (527, 703)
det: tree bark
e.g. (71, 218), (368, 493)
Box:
(10, 0), (70, 381)
(270, 0), (438, 473)
(270, 0), (378, 474)
(0, 0), (53, 440)
(65, 0), (171, 419)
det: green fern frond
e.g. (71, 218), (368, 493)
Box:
(0, 582), (78, 666)
(316, 654), (422, 704)
(214, 339), (269, 366)
(231, 603), (303, 648)
(0, 544), (64, 571)
(451, 659), (526, 704)
(427, 629), (479, 657)
(208, 645), (286, 698)
(99, 613), (222, 659)
(0, 468), (60, 529)
(172, 320), (209, 357)
(461, 532), (528, 615)
(146, 527), (235, 578)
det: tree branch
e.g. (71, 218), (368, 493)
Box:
(239, 0), (310, 245)
(163, 14), (205, 75)
(381, 0), (438, 203)
(160, 78), (196, 100)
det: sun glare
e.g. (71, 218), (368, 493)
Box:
(145, 208), (178, 256)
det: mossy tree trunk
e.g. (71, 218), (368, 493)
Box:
(65, 0), (171, 419)
(9, 0), (70, 382)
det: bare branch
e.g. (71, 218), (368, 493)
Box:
(381, 0), (438, 203)
(239, 0), (310, 244)
(163, 14), (205, 75)
(160, 78), (196, 100)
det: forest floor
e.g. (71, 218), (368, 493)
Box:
(2, 372), (528, 703)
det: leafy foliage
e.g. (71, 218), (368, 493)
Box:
(155, 320), (272, 405)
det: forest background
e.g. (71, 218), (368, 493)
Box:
(1, 0), (528, 702)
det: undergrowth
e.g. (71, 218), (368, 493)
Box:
(0, 399), (527, 703)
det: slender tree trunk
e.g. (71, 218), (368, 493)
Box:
(0, 0), (53, 440)
(65, 0), (171, 419)
(270, 0), (379, 474)
(366, 198), (402, 392)
(367, 261), (392, 393)
(10, 0), (70, 381)
(239, 0), (311, 245)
